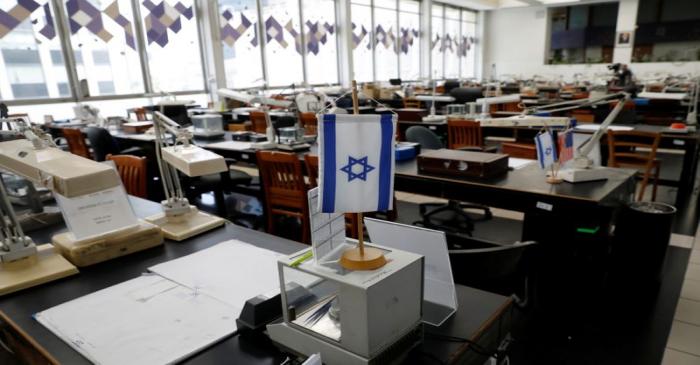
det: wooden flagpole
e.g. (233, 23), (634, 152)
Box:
(351, 80), (365, 256)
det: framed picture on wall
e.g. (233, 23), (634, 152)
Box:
(616, 31), (633, 47)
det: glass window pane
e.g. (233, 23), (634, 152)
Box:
(351, 3), (373, 82)
(431, 4), (443, 78)
(374, 0), (396, 10)
(261, 0), (304, 87)
(373, 7), (397, 81)
(634, 0), (700, 63)
(399, 3), (420, 80)
(461, 9), (476, 23)
(219, 0), (264, 89)
(460, 21), (476, 79)
(0, 1), (69, 100)
(140, 0), (203, 92)
(445, 6), (459, 20)
(64, 0), (144, 96)
(303, 0), (338, 85)
(400, 0), (419, 13)
(444, 17), (459, 78)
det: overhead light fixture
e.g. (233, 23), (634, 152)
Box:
(538, 0), (580, 4)
(499, 0), (529, 8)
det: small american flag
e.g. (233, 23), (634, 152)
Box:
(558, 129), (574, 164)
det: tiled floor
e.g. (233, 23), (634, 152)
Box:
(663, 228), (700, 364)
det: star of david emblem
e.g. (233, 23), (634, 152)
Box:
(340, 156), (375, 182)
(545, 147), (552, 156)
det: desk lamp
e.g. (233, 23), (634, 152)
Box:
(524, 92), (631, 183)
(0, 121), (78, 294)
(0, 119), (164, 267)
(145, 111), (228, 241)
(686, 78), (699, 126)
(416, 81), (451, 122)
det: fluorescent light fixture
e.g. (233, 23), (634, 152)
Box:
(161, 145), (227, 177)
(499, 0), (529, 8)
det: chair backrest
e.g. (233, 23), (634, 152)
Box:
(249, 111), (268, 134)
(299, 112), (318, 135)
(447, 119), (483, 149)
(405, 126), (443, 150)
(449, 241), (537, 287)
(502, 142), (537, 160)
(304, 154), (320, 188)
(86, 127), (120, 162)
(403, 98), (421, 109)
(607, 130), (661, 171)
(62, 128), (92, 159)
(107, 154), (147, 198)
(257, 151), (307, 207)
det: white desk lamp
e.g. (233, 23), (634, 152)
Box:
(0, 119), (163, 269)
(145, 111), (228, 241)
(523, 92), (631, 182)
(416, 82), (454, 122)
(686, 78), (699, 125)
(0, 121), (78, 294)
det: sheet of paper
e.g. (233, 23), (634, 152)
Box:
(54, 186), (139, 240)
(508, 158), (535, 170)
(35, 275), (238, 365)
(205, 141), (254, 151)
(308, 188), (345, 263)
(574, 124), (634, 132)
(148, 240), (286, 315)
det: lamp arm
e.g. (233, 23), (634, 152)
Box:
(576, 93), (630, 161)
(0, 118), (53, 149)
(523, 92), (627, 116)
(152, 111), (189, 203)
(0, 175), (35, 262)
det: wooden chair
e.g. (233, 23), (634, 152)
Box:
(607, 130), (661, 202)
(502, 142), (537, 160)
(304, 154), (359, 239)
(62, 128), (92, 159)
(249, 111), (268, 134)
(257, 151), (310, 244)
(403, 98), (421, 109)
(447, 119), (497, 152)
(106, 154), (148, 198)
(299, 112), (317, 135)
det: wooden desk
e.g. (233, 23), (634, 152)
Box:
(0, 197), (512, 365)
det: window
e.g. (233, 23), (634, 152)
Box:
(219, 0), (264, 89)
(430, 4), (444, 79)
(63, 0), (144, 96)
(373, 0), (398, 81)
(139, 0), (204, 92)
(460, 10), (476, 79)
(0, 1), (70, 100)
(633, 0), (700, 62)
(351, 0), (373, 82)
(444, 7), (460, 78)
(547, 3), (618, 64)
(303, 0), (339, 85)
(261, 0), (305, 87)
(399, 0), (420, 80)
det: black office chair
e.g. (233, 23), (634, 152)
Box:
(405, 126), (492, 236)
(443, 80), (461, 94)
(185, 158), (257, 223)
(449, 87), (484, 104)
(449, 240), (538, 308)
(85, 127), (145, 162)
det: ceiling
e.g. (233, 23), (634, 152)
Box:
(452, 0), (606, 11)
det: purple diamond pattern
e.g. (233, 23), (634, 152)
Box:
(351, 22), (368, 50)
(264, 16), (287, 48)
(399, 27), (419, 54)
(285, 20), (302, 54)
(104, 0), (135, 49)
(38, 2), (56, 39)
(220, 11), (252, 48)
(66, 0), (113, 42)
(0, 0), (41, 39)
(142, 0), (193, 47)
(305, 21), (334, 55)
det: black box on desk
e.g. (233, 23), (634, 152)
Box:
(417, 149), (509, 179)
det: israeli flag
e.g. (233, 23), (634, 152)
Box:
(318, 114), (397, 213)
(535, 131), (558, 169)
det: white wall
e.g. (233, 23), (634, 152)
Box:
(482, 0), (700, 82)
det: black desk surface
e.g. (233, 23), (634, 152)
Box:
(0, 197), (512, 365)
(395, 158), (636, 212)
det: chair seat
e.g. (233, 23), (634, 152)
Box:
(191, 168), (253, 189)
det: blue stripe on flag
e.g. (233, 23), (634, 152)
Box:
(535, 133), (545, 169)
(322, 114), (336, 212)
(377, 114), (393, 211)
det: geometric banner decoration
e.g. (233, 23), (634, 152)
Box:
(142, 0), (193, 47)
(285, 19), (302, 54)
(305, 20), (334, 55)
(65, 0), (113, 43)
(374, 25), (396, 51)
(398, 27), (418, 54)
(264, 16), (287, 48)
(351, 22), (368, 50)
(220, 9), (252, 48)
(0, 0), (41, 39)
(38, 2), (56, 40)
(104, 0), (136, 49)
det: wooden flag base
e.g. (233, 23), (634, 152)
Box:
(546, 176), (563, 184)
(340, 246), (387, 271)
